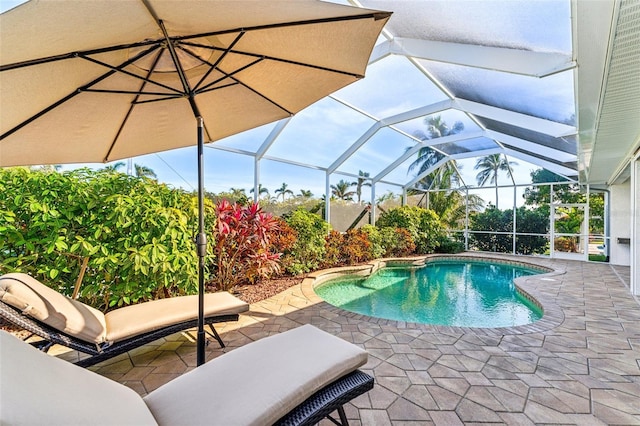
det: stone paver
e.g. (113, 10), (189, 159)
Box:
(55, 255), (640, 424)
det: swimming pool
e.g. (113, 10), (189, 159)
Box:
(314, 259), (544, 328)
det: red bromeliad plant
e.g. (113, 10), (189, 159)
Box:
(211, 200), (281, 291)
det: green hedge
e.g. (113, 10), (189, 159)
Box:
(376, 205), (443, 254)
(0, 168), (213, 310)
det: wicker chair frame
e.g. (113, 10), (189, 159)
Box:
(275, 370), (374, 426)
(0, 299), (238, 367)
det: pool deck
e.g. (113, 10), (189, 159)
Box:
(55, 255), (640, 425)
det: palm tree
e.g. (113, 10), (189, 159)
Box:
(134, 164), (157, 179)
(228, 187), (246, 196)
(351, 170), (371, 203)
(101, 161), (156, 179)
(298, 189), (313, 198)
(410, 166), (483, 229)
(474, 154), (517, 207)
(274, 182), (294, 201)
(331, 179), (356, 201)
(102, 161), (126, 172)
(249, 184), (270, 199)
(376, 191), (396, 204)
(408, 116), (464, 176)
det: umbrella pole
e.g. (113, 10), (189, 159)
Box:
(196, 116), (206, 367)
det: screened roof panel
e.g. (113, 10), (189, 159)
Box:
(362, 0), (572, 52)
(213, 121), (278, 153)
(432, 137), (499, 156)
(335, 126), (413, 179)
(380, 154), (423, 186)
(264, 97), (375, 168)
(479, 117), (577, 157)
(334, 54), (448, 118)
(420, 61), (576, 124)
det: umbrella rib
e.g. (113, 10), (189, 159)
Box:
(82, 88), (181, 97)
(0, 13), (390, 73)
(182, 41), (364, 79)
(197, 66), (295, 117)
(191, 31), (246, 92)
(78, 53), (184, 95)
(130, 96), (183, 105)
(1, 44), (165, 141)
(104, 48), (166, 162)
(173, 12), (392, 43)
(0, 40), (160, 72)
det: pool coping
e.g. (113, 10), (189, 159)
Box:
(300, 253), (566, 336)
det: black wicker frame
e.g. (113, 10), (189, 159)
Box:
(0, 299), (238, 367)
(275, 370), (374, 426)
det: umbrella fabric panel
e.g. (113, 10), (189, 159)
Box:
(1, 1), (390, 166)
(0, 0), (386, 66)
(0, 1), (156, 65)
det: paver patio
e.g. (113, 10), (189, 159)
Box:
(54, 255), (640, 425)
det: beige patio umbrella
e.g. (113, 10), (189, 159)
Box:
(0, 0), (390, 365)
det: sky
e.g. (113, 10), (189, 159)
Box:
(1, 0), (575, 209)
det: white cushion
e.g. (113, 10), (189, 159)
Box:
(0, 331), (157, 425)
(0, 273), (107, 344)
(144, 324), (368, 426)
(105, 292), (249, 342)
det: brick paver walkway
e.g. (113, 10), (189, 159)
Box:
(57, 255), (640, 425)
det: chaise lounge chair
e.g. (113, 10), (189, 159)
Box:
(0, 273), (249, 367)
(1, 324), (374, 425)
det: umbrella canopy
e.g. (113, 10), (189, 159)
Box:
(0, 0), (390, 165)
(0, 0), (390, 366)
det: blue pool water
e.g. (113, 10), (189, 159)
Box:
(315, 260), (544, 328)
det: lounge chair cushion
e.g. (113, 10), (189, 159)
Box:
(0, 273), (250, 345)
(104, 292), (249, 342)
(0, 273), (107, 344)
(144, 324), (369, 426)
(0, 330), (157, 425)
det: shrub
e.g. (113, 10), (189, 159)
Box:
(270, 217), (298, 275)
(376, 206), (443, 254)
(282, 208), (329, 274)
(360, 224), (385, 259)
(322, 230), (343, 268)
(379, 227), (416, 256)
(469, 206), (548, 255)
(210, 201), (281, 291)
(323, 229), (373, 268)
(0, 167), (210, 310)
(435, 235), (465, 253)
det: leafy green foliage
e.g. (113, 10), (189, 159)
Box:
(376, 205), (443, 254)
(469, 207), (548, 254)
(468, 207), (512, 253)
(379, 227), (416, 257)
(0, 168), (211, 310)
(435, 234), (465, 253)
(281, 208), (330, 274)
(210, 201), (281, 291)
(360, 225), (416, 258)
(360, 225), (385, 259)
(514, 207), (549, 255)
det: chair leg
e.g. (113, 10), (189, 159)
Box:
(325, 407), (350, 426)
(337, 407), (349, 425)
(205, 324), (225, 348)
